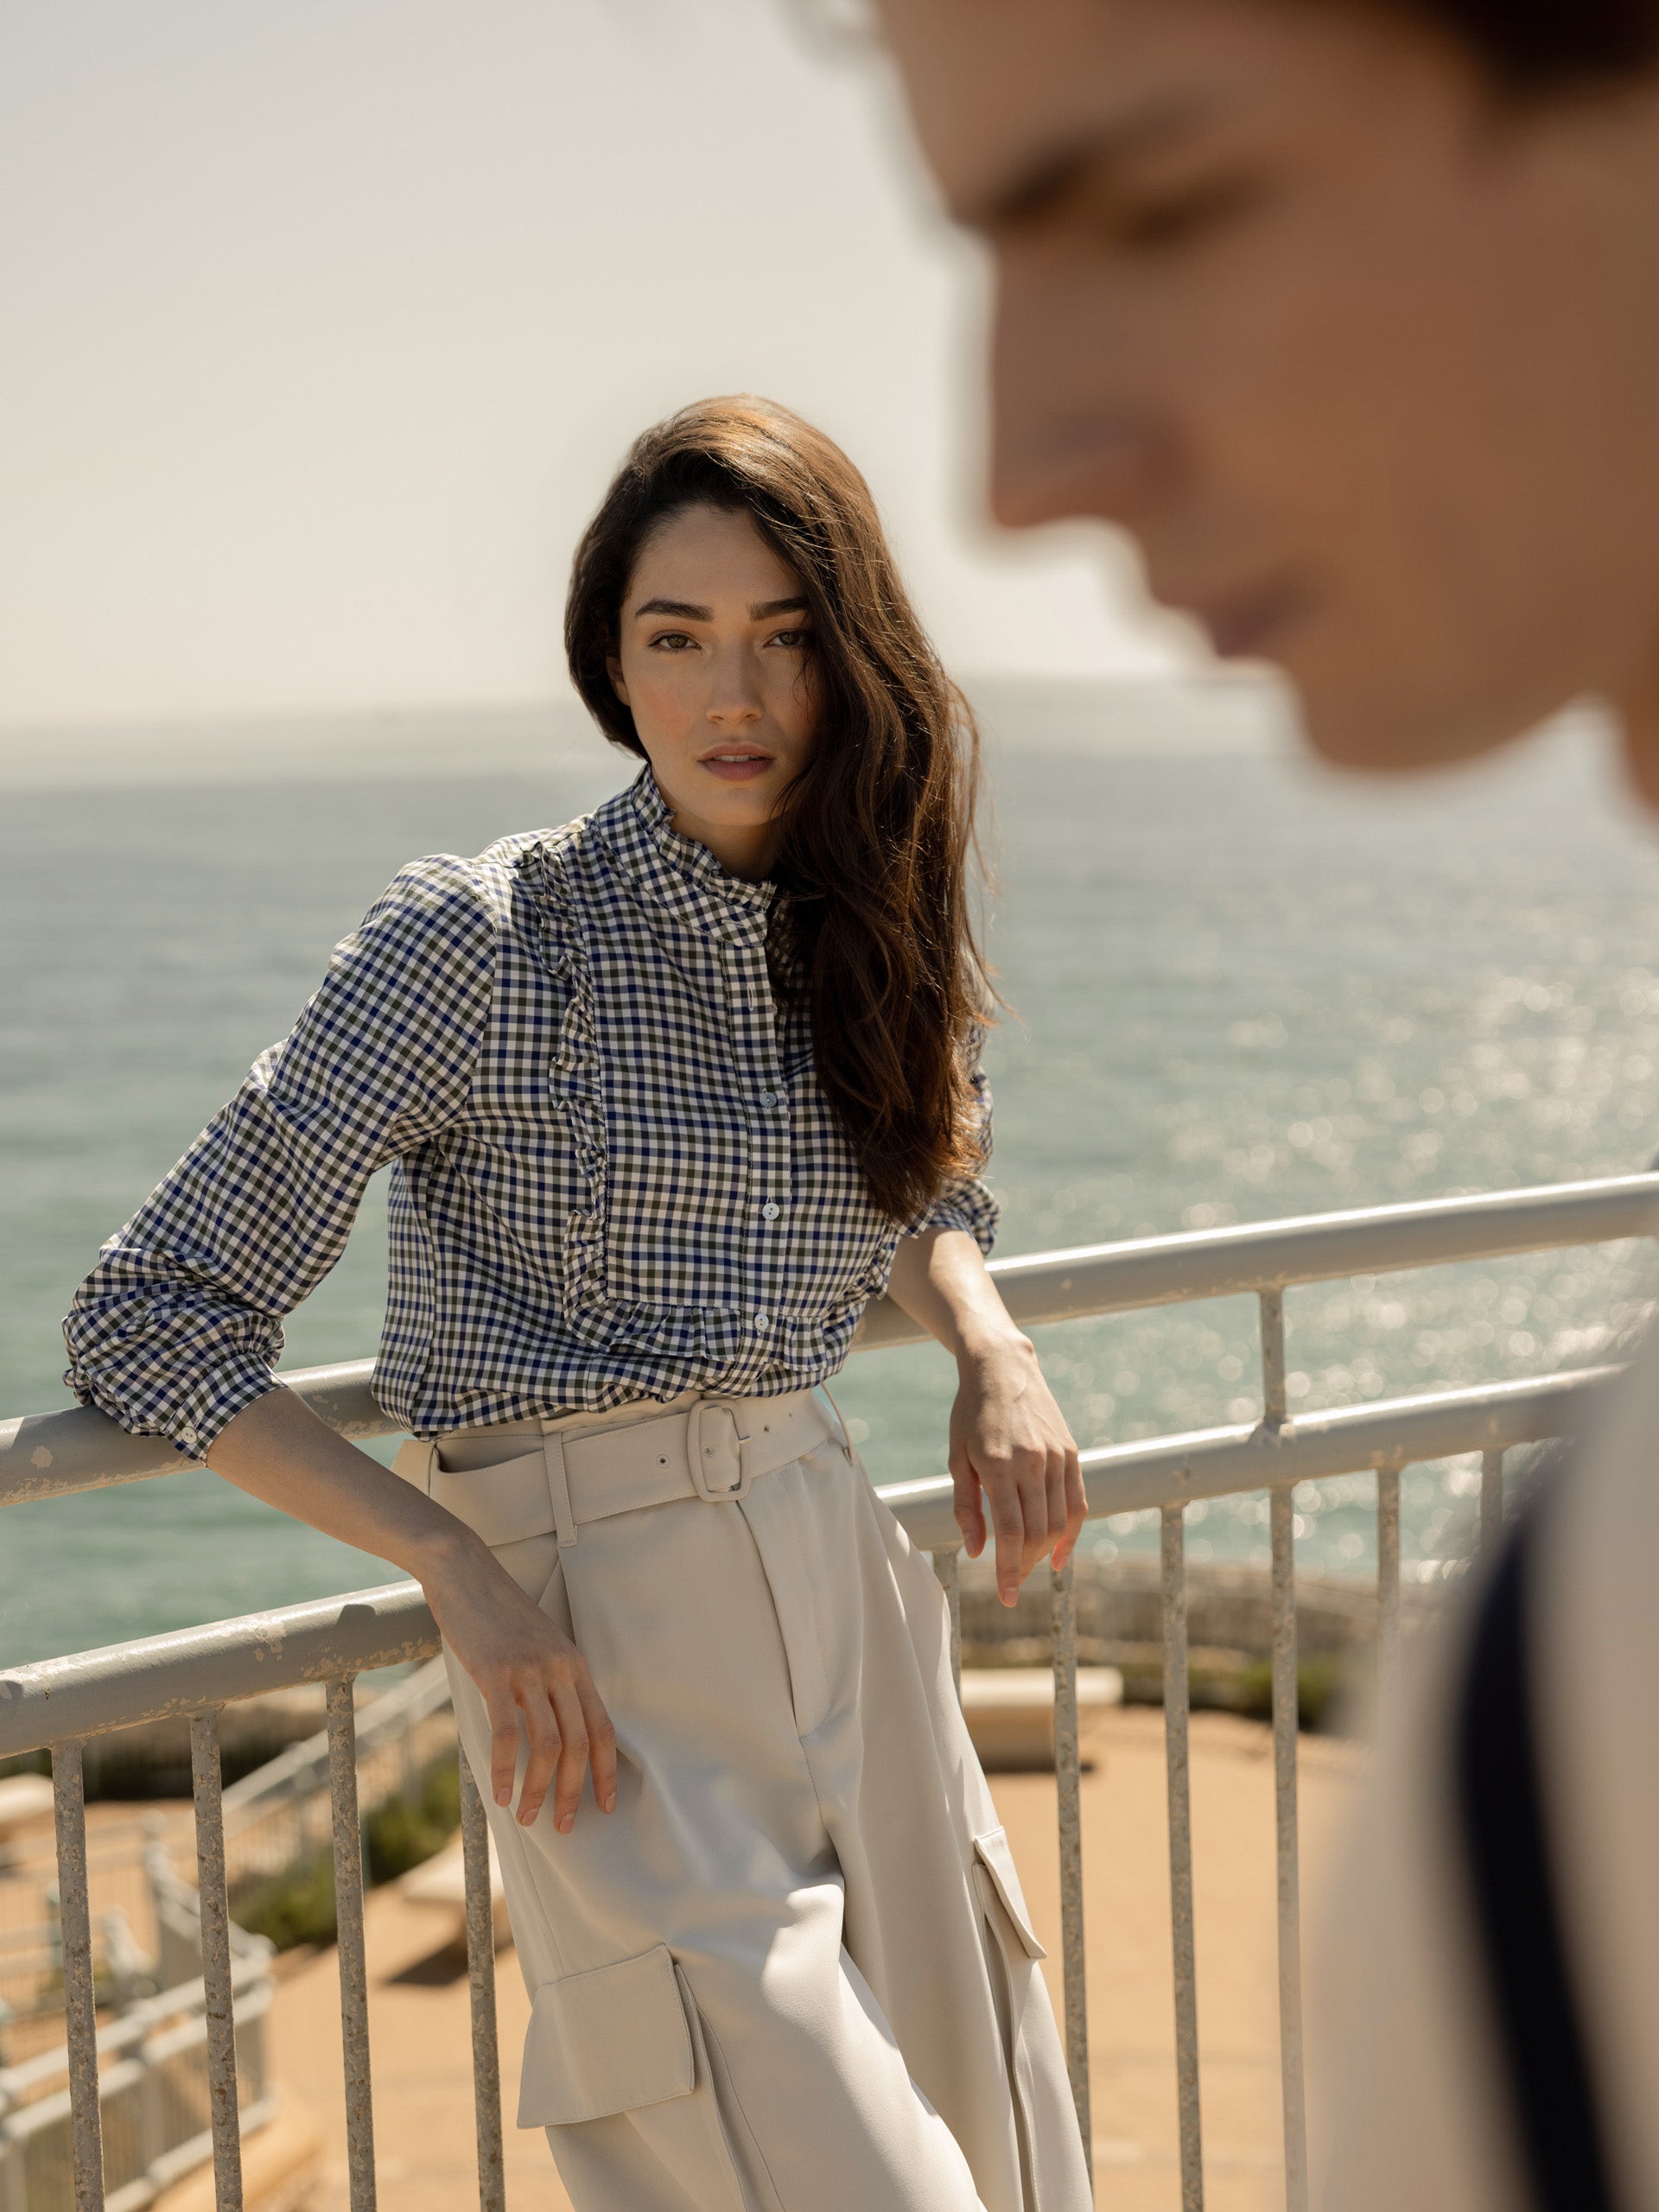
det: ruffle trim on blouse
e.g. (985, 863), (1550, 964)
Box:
(517, 823), (613, 1332)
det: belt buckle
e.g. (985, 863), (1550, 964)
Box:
(688, 1400), (751, 1502)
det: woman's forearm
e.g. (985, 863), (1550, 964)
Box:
(884, 1226), (1025, 1362)
(206, 1383), (477, 1582)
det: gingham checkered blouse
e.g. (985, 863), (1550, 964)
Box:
(63, 770), (998, 1459)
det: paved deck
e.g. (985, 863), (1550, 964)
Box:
(268, 1707), (1363, 2212)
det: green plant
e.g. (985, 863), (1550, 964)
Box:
(234, 1848), (339, 1952)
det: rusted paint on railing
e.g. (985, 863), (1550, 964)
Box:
(327, 1678), (377, 2212)
(880, 1363), (1618, 1553)
(52, 1740), (105, 2212)
(10, 1173), (1655, 1508)
(0, 1581), (437, 1758)
(1376, 1465), (1402, 1697)
(458, 1752), (505, 2212)
(1161, 1507), (1204, 2212)
(189, 1711), (245, 2212)
(1268, 1491), (1307, 2212)
(1480, 1446), (1506, 1554)
(855, 1171), (1659, 1350)
(1050, 1559), (1090, 2174)
(930, 1548), (963, 1698)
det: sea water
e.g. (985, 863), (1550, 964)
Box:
(3, 681), (1657, 1664)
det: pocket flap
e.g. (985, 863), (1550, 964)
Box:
(973, 1826), (1047, 1961)
(518, 1943), (695, 2127)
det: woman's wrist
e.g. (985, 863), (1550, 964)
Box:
(954, 1320), (1035, 1373)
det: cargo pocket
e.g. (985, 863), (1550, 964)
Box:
(972, 1827), (1046, 2209)
(972, 1827), (1046, 1963)
(517, 1945), (773, 2211)
(518, 1943), (694, 2127)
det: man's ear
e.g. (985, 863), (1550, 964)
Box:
(606, 654), (631, 707)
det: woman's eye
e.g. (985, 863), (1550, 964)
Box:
(648, 631), (696, 652)
(769, 628), (810, 650)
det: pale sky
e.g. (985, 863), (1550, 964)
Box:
(0, 0), (1197, 733)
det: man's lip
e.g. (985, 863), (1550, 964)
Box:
(1185, 581), (1313, 661)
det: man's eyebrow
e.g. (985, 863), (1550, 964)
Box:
(963, 95), (1215, 232)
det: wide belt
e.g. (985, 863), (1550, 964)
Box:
(391, 1388), (838, 1552)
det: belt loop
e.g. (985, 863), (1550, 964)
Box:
(541, 1424), (579, 1548)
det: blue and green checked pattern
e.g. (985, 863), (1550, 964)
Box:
(63, 769), (997, 1458)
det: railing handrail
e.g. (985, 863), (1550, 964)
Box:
(0, 1361), (1623, 1761)
(5, 1170), (1655, 1511)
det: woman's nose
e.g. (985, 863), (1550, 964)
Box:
(705, 645), (765, 724)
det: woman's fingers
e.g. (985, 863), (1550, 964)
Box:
(1053, 1446), (1088, 1570)
(515, 1690), (563, 1828)
(544, 1674), (589, 1834)
(578, 1675), (620, 1816)
(950, 1445), (987, 1559)
(474, 1643), (617, 1832)
(981, 1439), (1088, 1594)
(483, 1681), (525, 1811)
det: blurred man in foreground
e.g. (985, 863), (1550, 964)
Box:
(874, 2), (1659, 2202)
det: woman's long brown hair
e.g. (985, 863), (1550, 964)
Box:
(565, 395), (992, 1224)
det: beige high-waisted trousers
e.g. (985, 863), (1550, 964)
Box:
(394, 1386), (1091, 2212)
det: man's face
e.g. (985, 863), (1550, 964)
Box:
(878, 0), (1659, 790)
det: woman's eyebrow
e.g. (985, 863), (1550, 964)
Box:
(964, 93), (1217, 234)
(632, 595), (808, 621)
(634, 596), (711, 620)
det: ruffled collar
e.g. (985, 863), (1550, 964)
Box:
(594, 766), (777, 925)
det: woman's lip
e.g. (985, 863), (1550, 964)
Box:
(700, 752), (775, 782)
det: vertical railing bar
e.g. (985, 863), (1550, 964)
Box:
(458, 1751), (505, 2212)
(1268, 1488), (1308, 2212)
(931, 1548), (963, 1700)
(1049, 1557), (1091, 2177)
(1376, 1462), (1402, 1700)
(1480, 1447), (1505, 1555)
(1161, 1503), (1205, 2212)
(53, 1738), (105, 2212)
(1258, 1287), (1288, 1430)
(189, 1711), (245, 2212)
(326, 1677), (377, 2212)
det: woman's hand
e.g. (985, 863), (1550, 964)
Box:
(422, 1536), (618, 1833)
(207, 1385), (617, 1832)
(885, 1225), (1089, 1605)
(950, 1334), (1087, 1606)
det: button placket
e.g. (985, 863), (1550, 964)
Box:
(721, 919), (791, 1353)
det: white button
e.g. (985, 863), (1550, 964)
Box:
(753, 1311), (771, 1330)
(760, 1090), (777, 1107)
(761, 1202), (780, 1220)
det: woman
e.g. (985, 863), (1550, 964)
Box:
(872, 2), (1659, 2207)
(64, 397), (1092, 2212)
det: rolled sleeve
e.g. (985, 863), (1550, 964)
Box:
(916, 1042), (1000, 1256)
(63, 856), (499, 1458)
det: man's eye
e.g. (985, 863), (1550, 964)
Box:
(1115, 175), (1264, 254)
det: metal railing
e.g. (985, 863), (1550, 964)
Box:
(0, 1853), (276, 2212)
(3, 1169), (1656, 2212)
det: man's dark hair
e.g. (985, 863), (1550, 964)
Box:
(1406, 0), (1659, 87)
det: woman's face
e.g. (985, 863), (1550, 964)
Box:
(877, 0), (1659, 798)
(608, 503), (817, 875)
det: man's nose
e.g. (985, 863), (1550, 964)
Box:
(988, 260), (1165, 530)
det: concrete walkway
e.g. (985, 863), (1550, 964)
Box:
(268, 1708), (1363, 2212)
